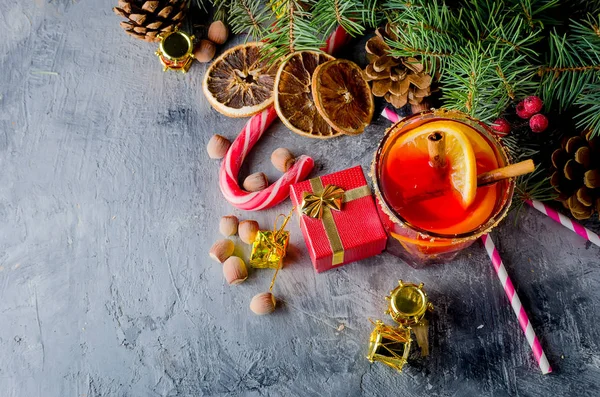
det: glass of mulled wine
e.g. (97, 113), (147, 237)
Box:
(372, 109), (514, 268)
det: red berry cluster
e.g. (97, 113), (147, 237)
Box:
(490, 96), (549, 137)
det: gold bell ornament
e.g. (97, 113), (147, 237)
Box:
(155, 29), (195, 73)
(367, 280), (434, 372)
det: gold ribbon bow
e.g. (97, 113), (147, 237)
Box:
(299, 177), (372, 267)
(301, 184), (345, 219)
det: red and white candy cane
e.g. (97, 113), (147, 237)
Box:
(219, 107), (314, 210)
(219, 26), (351, 211)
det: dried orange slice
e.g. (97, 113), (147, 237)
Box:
(312, 59), (374, 135)
(203, 42), (279, 118)
(274, 51), (339, 139)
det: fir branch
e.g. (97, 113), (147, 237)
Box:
(575, 84), (600, 138)
(384, 0), (462, 73)
(511, 167), (557, 221)
(440, 42), (536, 121)
(262, 0), (324, 62)
(538, 18), (600, 112)
(228, 0), (270, 39)
(312, 0), (366, 39)
(515, 0), (561, 29)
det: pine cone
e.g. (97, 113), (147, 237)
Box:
(550, 130), (600, 220)
(364, 28), (432, 109)
(113, 0), (188, 42)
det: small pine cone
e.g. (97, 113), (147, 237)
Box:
(363, 26), (433, 109)
(113, 0), (188, 42)
(550, 130), (600, 220)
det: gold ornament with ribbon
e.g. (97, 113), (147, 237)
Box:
(299, 178), (371, 267)
(367, 280), (434, 372)
(249, 209), (293, 270)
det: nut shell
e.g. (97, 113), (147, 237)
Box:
(207, 134), (231, 159)
(270, 148), (295, 172)
(223, 256), (248, 285)
(239, 220), (259, 244)
(194, 39), (216, 63)
(250, 292), (276, 315)
(208, 20), (229, 45)
(209, 239), (235, 263)
(243, 172), (268, 192)
(219, 215), (239, 237)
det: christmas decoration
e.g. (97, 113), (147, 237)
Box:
(491, 118), (511, 137)
(248, 209), (295, 315)
(274, 51), (337, 139)
(155, 30), (195, 73)
(550, 130), (600, 219)
(529, 114), (549, 133)
(113, 0), (187, 42)
(290, 166), (387, 273)
(516, 102), (534, 120)
(203, 42), (279, 118)
(367, 280), (434, 372)
(218, 107), (314, 210)
(312, 59), (374, 135)
(249, 230), (290, 269)
(482, 234), (552, 374)
(364, 30), (432, 109)
(366, 320), (412, 372)
(523, 96), (544, 115)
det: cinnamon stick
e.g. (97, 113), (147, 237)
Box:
(427, 131), (446, 168)
(477, 159), (535, 186)
(402, 159), (536, 204)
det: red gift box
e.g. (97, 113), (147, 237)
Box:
(290, 165), (387, 273)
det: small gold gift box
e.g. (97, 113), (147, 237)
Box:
(249, 230), (290, 269)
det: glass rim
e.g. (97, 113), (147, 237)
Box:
(371, 109), (515, 241)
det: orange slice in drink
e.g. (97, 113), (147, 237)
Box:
(395, 120), (479, 207)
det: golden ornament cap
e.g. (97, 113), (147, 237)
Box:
(155, 30), (195, 73)
(385, 280), (433, 326)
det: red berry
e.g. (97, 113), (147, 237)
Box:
(523, 96), (543, 115)
(516, 101), (534, 119)
(529, 113), (548, 133)
(490, 118), (511, 136)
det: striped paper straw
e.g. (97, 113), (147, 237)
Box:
(481, 234), (552, 375)
(527, 200), (600, 248)
(381, 107), (401, 124)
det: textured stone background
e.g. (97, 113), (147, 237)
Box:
(1, 1), (600, 396)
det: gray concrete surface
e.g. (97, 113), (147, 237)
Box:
(1, 1), (600, 396)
